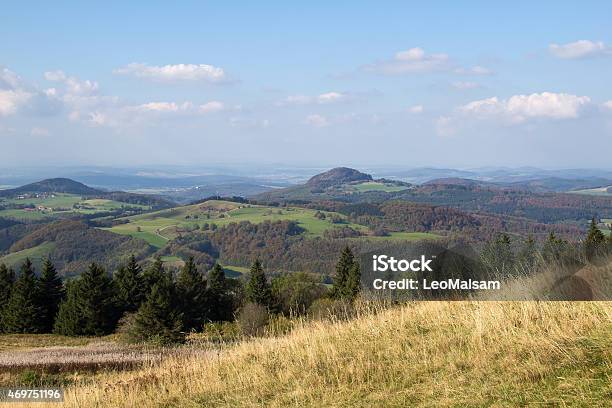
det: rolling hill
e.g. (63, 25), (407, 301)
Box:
(0, 178), (103, 197)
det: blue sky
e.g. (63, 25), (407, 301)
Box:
(1, 1), (612, 168)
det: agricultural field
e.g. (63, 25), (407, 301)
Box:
(348, 181), (410, 193)
(104, 200), (370, 247)
(0, 193), (150, 221)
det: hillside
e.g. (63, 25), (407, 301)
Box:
(24, 301), (610, 407)
(0, 178), (102, 197)
(306, 167), (372, 188)
(0, 220), (152, 276)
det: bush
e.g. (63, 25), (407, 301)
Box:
(237, 302), (269, 337)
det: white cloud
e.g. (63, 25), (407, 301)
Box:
(44, 70), (99, 96)
(408, 105), (424, 114)
(549, 40), (610, 59)
(459, 92), (591, 123)
(317, 92), (345, 103)
(305, 114), (329, 127)
(365, 47), (450, 74)
(603, 100), (612, 111)
(0, 89), (31, 116)
(0, 68), (23, 90)
(114, 63), (227, 82)
(455, 66), (493, 75)
(135, 102), (189, 112)
(280, 91), (347, 106)
(439, 92), (594, 136)
(199, 101), (225, 113)
(452, 81), (481, 90)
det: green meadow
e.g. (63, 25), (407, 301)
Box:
(104, 200), (440, 249)
(0, 193), (150, 221)
(349, 181), (409, 193)
(0, 242), (56, 269)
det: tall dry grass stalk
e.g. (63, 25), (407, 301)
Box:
(19, 300), (611, 408)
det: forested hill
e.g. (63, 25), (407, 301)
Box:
(0, 178), (174, 209)
(0, 178), (102, 197)
(306, 167), (372, 188)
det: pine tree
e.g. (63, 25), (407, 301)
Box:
(0, 264), (15, 332)
(206, 263), (233, 321)
(176, 257), (207, 331)
(1, 259), (41, 333)
(584, 217), (606, 262)
(128, 274), (184, 345)
(37, 259), (65, 333)
(54, 263), (118, 336)
(114, 255), (145, 314)
(331, 246), (358, 300)
(245, 260), (272, 308)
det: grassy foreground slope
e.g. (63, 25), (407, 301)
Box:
(32, 301), (610, 408)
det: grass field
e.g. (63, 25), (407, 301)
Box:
(349, 181), (409, 193)
(104, 200), (370, 247)
(13, 301), (611, 407)
(0, 242), (56, 269)
(0, 194), (150, 221)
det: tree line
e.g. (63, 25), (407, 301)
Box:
(0, 247), (362, 344)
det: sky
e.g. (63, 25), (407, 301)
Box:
(1, 1), (612, 169)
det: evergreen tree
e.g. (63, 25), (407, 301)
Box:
(245, 260), (272, 308)
(584, 217), (606, 262)
(344, 262), (361, 300)
(141, 257), (165, 296)
(37, 259), (65, 333)
(128, 273), (184, 345)
(331, 246), (360, 300)
(206, 263), (233, 321)
(53, 280), (82, 336)
(1, 259), (41, 333)
(53, 263), (118, 336)
(114, 255), (145, 314)
(176, 257), (207, 331)
(517, 235), (537, 271)
(0, 264), (15, 332)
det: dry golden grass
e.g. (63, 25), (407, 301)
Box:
(17, 300), (611, 408)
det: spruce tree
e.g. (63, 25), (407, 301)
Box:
(176, 257), (207, 331)
(206, 263), (233, 321)
(141, 257), (165, 296)
(53, 280), (82, 336)
(0, 264), (15, 332)
(37, 259), (65, 333)
(114, 255), (145, 314)
(54, 263), (118, 336)
(331, 246), (356, 300)
(128, 272), (184, 345)
(344, 262), (361, 300)
(1, 259), (41, 333)
(245, 260), (272, 308)
(584, 217), (606, 262)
